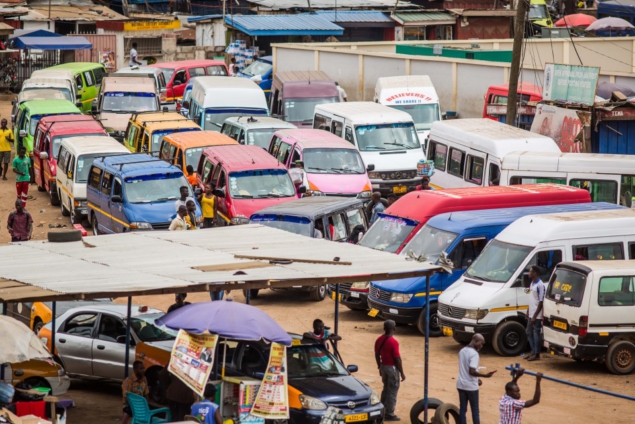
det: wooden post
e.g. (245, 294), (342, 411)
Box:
(506, 0), (528, 127)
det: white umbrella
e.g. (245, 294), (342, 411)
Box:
(0, 316), (52, 363)
(586, 17), (635, 31)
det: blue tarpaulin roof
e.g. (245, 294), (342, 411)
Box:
(187, 14), (223, 23)
(9, 35), (92, 50)
(312, 10), (392, 23)
(225, 14), (344, 36)
(10, 29), (61, 39)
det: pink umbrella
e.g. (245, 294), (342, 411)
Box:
(554, 14), (597, 28)
(586, 17), (635, 31)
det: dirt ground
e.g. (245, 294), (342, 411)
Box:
(1, 99), (634, 423)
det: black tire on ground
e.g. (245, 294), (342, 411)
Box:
(60, 200), (70, 217)
(309, 285), (326, 301)
(37, 184), (46, 192)
(92, 214), (100, 236)
(417, 303), (442, 337)
(492, 321), (527, 357)
(242, 289), (260, 299)
(605, 340), (635, 375)
(50, 188), (60, 206)
(47, 229), (82, 243)
(410, 397), (444, 424)
(33, 318), (43, 334)
(433, 402), (460, 424)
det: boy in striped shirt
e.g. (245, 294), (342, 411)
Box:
(499, 368), (542, 424)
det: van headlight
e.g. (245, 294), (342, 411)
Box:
(370, 390), (380, 405)
(351, 282), (369, 290)
(368, 172), (380, 179)
(299, 395), (327, 410)
(357, 191), (371, 198)
(390, 293), (413, 303)
(74, 200), (88, 208)
(464, 309), (489, 320)
(230, 216), (250, 225)
(130, 222), (153, 230)
(307, 190), (324, 196)
(57, 367), (66, 376)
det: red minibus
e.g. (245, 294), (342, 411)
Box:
(150, 60), (228, 102)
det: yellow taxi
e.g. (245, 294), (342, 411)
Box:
(123, 111), (201, 156)
(4, 360), (70, 396)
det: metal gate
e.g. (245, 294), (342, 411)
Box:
(70, 34), (117, 72)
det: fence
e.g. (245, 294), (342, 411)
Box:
(0, 51), (66, 92)
(70, 34), (117, 72)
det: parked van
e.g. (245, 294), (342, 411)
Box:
(238, 56), (273, 98)
(33, 115), (108, 206)
(95, 76), (160, 141)
(113, 66), (168, 106)
(189, 77), (269, 131)
(359, 184), (591, 254)
(160, 131), (238, 176)
(196, 145), (296, 225)
(11, 89), (69, 124)
(29, 69), (80, 105)
(124, 111), (200, 156)
(87, 154), (200, 234)
(544, 260), (635, 374)
(438, 208), (635, 357)
(483, 82), (541, 130)
(426, 118), (561, 189)
(374, 75), (442, 139)
(314, 102), (424, 196)
(366, 202), (622, 335)
(177, 78), (196, 115)
(20, 78), (76, 103)
(57, 136), (130, 224)
(269, 71), (339, 127)
(221, 116), (296, 148)
(268, 129), (372, 197)
(529, 0), (553, 28)
(150, 60), (228, 102)
(47, 63), (108, 112)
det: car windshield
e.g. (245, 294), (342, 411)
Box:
(355, 123), (420, 151)
(250, 215), (312, 237)
(401, 225), (458, 262)
(246, 129), (276, 148)
(391, 104), (440, 131)
(76, 153), (115, 183)
(304, 148), (365, 174)
(465, 240), (533, 283)
(130, 313), (177, 342)
(185, 147), (205, 170)
(228, 169), (295, 199)
(284, 97), (338, 124)
(241, 60), (272, 77)
(529, 4), (548, 19)
(287, 344), (348, 378)
(151, 129), (198, 154)
(23, 87), (72, 102)
(102, 92), (157, 113)
(546, 268), (587, 307)
(204, 109), (268, 131)
(125, 173), (189, 203)
(359, 215), (418, 253)
(159, 68), (175, 83)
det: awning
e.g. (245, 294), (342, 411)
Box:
(392, 12), (456, 26)
(0, 22), (14, 35)
(8, 35), (92, 50)
(311, 11), (395, 28)
(225, 14), (344, 36)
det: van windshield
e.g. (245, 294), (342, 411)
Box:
(546, 268), (587, 307)
(529, 4), (548, 19)
(250, 215), (312, 237)
(102, 92), (157, 113)
(241, 60), (272, 78)
(124, 173), (188, 203)
(246, 129), (276, 148)
(76, 153), (112, 183)
(184, 147), (205, 170)
(228, 169), (295, 199)
(304, 148), (365, 174)
(359, 215), (418, 253)
(355, 123), (420, 151)
(401, 225), (458, 262)
(391, 104), (440, 131)
(204, 109), (268, 131)
(284, 97), (338, 124)
(151, 129), (198, 154)
(465, 240), (533, 283)
(22, 87), (72, 102)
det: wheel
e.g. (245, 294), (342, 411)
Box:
(22, 377), (50, 391)
(47, 229), (82, 243)
(33, 318), (43, 334)
(605, 340), (635, 375)
(417, 303), (442, 337)
(492, 321), (527, 357)
(242, 289), (259, 299)
(50, 187), (60, 206)
(433, 402), (460, 424)
(410, 397), (444, 424)
(309, 285), (326, 301)
(60, 200), (70, 217)
(92, 214), (100, 236)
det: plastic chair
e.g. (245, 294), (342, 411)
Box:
(126, 392), (171, 424)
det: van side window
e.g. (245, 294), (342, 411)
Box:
(630, 242), (635, 259)
(332, 121), (343, 137)
(93, 67), (106, 85)
(211, 165), (222, 188)
(88, 167), (102, 189)
(569, 179), (618, 203)
(127, 125), (138, 149)
(345, 127), (354, 144)
(67, 155), (75, 179)
(218, 171), (227, 190)
(448, 148), (465, 177)
(488, 163), (501, 186)
(190, 68), (206, 77)
(83, 71), (94, 87)
(173, 70), (187, 85)
(510, 176), (566, 185)
(221, 124), (233, 137)
(202, 161), (214, 183)
(598, 276), (635, 306)
(573, 243), (624, 261)
(314, 114), (331, 131)
(160, 141), (171, 161)
(328, 213), (348, 241)
(113, 179), (123, 197)
(75, 74), (83, 90)
(168, 144), (178, 162)
(448, 237), (487, 269)
(525, 249), (563, 283)
(269, 136), (282, 156)
(101, 172), (113, 196)
(277, 143), (292, 165)
(465, 155), (484, 185)
(291, 149), (301, 165)
(619, 176), (635, 207)
(58, 147), (69, 174)
(427, 141), (447, 171)
(207, 65), (226, 76)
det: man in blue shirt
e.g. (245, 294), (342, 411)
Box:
(191, 384), (222, 424)
(370, 192), (385, 225)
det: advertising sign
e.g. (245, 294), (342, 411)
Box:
(543, 64), (600, 106)
(530, 104), (588, 153)
(123, 20), (181, 31)
(168, 330), (218, 396)
(251, 343), (289, 419)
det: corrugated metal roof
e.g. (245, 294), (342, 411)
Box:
(246, 0), (412, 9)
(21, 5), (126, 21)
(187, 14), (223, 23)
(0, 225), (438, 302)
(225, 14), (344, 36)
(313, 11), (392, 23)
(392, 12), (455, 25)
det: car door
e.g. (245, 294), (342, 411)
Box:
(92, 313), (133, 380)
(99, 171), (115, 232)
(172, 69), (188, 100)
(32, 129), (45, 187)
(110, 177), (126, 233)
(55, 312), (98, 376)
(56, 146), (70, 208)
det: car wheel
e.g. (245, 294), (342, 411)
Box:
(605, 340), (635, 375)
(309, 285), (326, 301)
(23, 377), (50, 391)
(92, 214), (100, 236)
(50, 187), (60, 206)
(242, 289), (259, 299)
(37, 184), (46, 192)
(60, 200), (70, 217)
(410, 397), (444, 424)
(492, 321), (527, 357)
(33, 318), (43, 334)
(416, 303), (442, 337)
(433, 402), (460, 424)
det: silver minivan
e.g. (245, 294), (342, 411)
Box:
(220, 116), (296, 149)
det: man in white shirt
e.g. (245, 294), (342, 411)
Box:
(526, 265), (546, 361)
(175, 185), (195, 212)
(129, 42), (142, 67)
(169, 205), (189, 231)
(335, 82), (347, 102)
(457, 333), (496, 424)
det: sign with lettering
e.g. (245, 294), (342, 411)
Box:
(384, 92), (433, 104)
(123, 20), (181, 31)
(542, 63), (600, 106)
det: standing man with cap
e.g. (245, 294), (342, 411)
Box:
(457, 333), (496, 424)
(374, 320), (405, 421)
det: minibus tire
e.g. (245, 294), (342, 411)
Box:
(48, 229), (82, 243)
(492, 321), (527, 356)
(605, 340), (635, 375)
(309, 285), (326, 301)
(433, 402), (460, 424)
(417, 304), (442, 337)
(410, 397), (443, 424)
(242, 289), (259, 299)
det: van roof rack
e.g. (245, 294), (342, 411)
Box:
(109, 157), (165, 170)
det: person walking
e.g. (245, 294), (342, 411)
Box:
(12, 146), (30, 207)
(415, 176), (433, 191)
(0, 118), (14, 181)
(169, 205), (189, 231)
(185, 199), (198, 230)
(175, 185), (194, 212)
(499, 368), (542, 424)
(335, 82), (348, 102)
(374, 320), (405, 422)
(526, 265), (546, 361)
(457, 333), (497, 424)
(199, 183), (217, 228)
(7, 199), (32, 242)
(121, 361), (149, 424)
(129, 42), (142, 67)
(191, 384), (222, 424)
(370, 192), (385, 225)
(167, 293), (191, 313)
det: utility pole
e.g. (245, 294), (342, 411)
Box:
(506, 0), (528, 127)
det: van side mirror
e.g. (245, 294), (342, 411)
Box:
(366, 164), (375, 172)
(75, 102), (83, 109)
(39, 152), (49, 160)
(91, 103), (98, 113)
(111, 195), (122, 203)
(76, 94), (81, 100)
(214, 189), (225, 198)
(182, 101), (190, 109)
(174, 79), (183, 86)
(346, 364), (358, 373)
(19, 130), (26, 138)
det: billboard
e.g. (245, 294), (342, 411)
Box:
(543, 64), (600, 106)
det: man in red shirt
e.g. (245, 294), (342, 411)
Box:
(374, 320), (405, 421)
(7, 199), (32, 242)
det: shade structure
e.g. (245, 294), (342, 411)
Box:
(554, 13), (597, 27)
(9, 35), (92, 50)
(586, 17), (635, 31)
(156, 301), (293, 346)
(0, 316), (52, 363)
(596, 81), (635, 99)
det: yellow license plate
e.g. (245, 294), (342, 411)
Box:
(442, 326), (453, 337)
(553, 320), (567, 330)
(368, 308), (379, 317)
(345, 413), (368, 422)
(392, 186), (407, 194)
(331, 292), (342, 302)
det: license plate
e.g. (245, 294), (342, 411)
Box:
(331, 292), (342, 302)
(392, 186), (407, 194)
(553, 320), (567, 330)
(564, 347), (571, 355)
(442, 326), (453, 337)
(368, 308), (379, 317)
(345, 413), (368, 422)
(350, 292), (360, 298)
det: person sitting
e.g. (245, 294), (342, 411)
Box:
(303, 318), (342, 346)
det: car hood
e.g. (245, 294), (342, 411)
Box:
(232, 197), (296, 219)
(124, 201), (200, 225)
(307, 173), (371, 195)
(374, 275), (429, 293)
(439, 278), (506, 308)
(290, 375), (372, 403)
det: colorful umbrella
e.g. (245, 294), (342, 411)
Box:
(586, 17), (635, 31)
(554, 14), (597, 28)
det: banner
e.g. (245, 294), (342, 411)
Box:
(250, 343), (289, 419)
(530, 104), (585, 152)
(123, 20), (181, 31)
(168, 330), (218, 397)
(543, 64), (600, 106)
